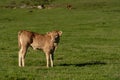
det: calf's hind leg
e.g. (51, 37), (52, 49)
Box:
(18, 46), (28, 67)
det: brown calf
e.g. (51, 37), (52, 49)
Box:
(18, 30), (62, 67)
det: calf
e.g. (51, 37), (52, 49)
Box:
(18, 30), (62, 67)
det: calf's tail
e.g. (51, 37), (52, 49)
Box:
(18, 30), (23, 48)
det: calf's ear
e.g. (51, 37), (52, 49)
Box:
(58, 31), (62, 36)
(47, 32), (51, 34)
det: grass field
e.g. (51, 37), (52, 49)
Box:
(0, 0), (120, 80)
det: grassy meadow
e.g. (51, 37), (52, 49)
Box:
(0, 0), (120, 80)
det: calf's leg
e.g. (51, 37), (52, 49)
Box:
(45, 53), (50, 68)
(50, 53), (54, 67)
(18, 46), (28, 67)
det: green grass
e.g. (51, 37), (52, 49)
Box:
(0, 0), (120, 80)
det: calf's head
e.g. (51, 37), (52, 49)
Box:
(47, 30), (62, 43)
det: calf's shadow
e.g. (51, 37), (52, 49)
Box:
(59, 61), (106, 67)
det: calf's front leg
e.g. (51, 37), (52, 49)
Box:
(50, 53), (54, 67)
(45, 50), (55, 68)
(45, 53), (50, 68)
